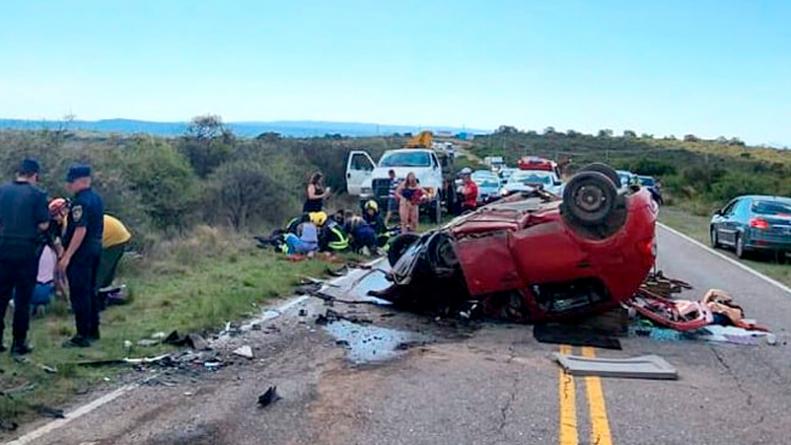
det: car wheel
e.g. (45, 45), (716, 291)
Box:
(578, 163), (620, 188)
(388, 233), (420, 267)
(710, 227), (720, 249)
(735, 234), (748, 259)
(561, 171), (617, 227)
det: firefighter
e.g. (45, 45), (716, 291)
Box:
(312, 211), (349, 252)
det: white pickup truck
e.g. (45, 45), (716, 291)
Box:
(346, 148), (444, 222)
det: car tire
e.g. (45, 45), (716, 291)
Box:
(561, 171), (617, 227)
(710, 227), (720, 249)
(578, 163), (620, 188)
(735, 234), (748, 259)
(388, 233), (420, 267)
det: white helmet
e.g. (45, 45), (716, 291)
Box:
(460, 167), (472, 175)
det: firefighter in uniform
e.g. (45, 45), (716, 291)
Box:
(60, 165), (104, 348)
(0, 159), (50, 355)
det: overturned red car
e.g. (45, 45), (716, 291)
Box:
(384, 163), (658, 322)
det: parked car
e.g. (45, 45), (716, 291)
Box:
(617, 170), (639, 188)
(710, 195), (791, 259)
(382, 163), (658, 322)
(500, 169), (563, 197)
(470, 170), (501, 204)
(498, 167), (516, 185)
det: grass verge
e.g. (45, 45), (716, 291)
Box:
(0, 226), (333, 426)
(659, 206), (791, 287)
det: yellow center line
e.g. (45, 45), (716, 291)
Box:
(581, 346), (614, 445)
(558, 344), (578, 445)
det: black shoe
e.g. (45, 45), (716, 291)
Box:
(62, 335), (91, 348)
(88, 330), (100, 341)
(10, 342), (33, 356)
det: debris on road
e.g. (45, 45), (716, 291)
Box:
(554, 353), (678, 380)
(0, 418), (18, 431)
(534, 324), (622, 350)
(137, 339), (159, 347)
(34, 405), (65, 419)
(258, 386), (281, 408)
(232, 345), (254, 359)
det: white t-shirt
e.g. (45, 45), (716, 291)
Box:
(37, 246), (57, 284)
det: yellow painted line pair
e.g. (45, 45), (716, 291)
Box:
(558, 345), (613, 445)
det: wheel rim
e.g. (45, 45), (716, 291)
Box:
(575, 184), (606, 212)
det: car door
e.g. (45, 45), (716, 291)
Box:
(715, 199), (740, 246)
(345, 150), (375, 195)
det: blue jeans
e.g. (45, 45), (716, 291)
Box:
(285, 233), (318, 255)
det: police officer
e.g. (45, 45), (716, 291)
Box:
(0, 159), (50, 355)
(59, 164), (104, 348)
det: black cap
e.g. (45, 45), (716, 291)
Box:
(18, 158), (40, 176)
(66, 164), (91, 183)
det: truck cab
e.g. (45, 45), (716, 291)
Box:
(346, 148), (445, 222)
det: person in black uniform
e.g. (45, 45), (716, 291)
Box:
(0, 159), (50, 355)
(59, 164), (104, 348)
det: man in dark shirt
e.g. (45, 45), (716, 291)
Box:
(60, 164), (104, 348)
(0, 159), (50, 355)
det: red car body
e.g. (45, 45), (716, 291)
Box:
(391, 187), (658, 322)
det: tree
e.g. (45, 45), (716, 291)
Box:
(623, 130), (637, 138)
(495, 125), (519, 135)
(598, 129), (613, 138)
(640, 133), (654, 139)
(255, 132), (281, 142)
(684, 134), (699, 142)
(180, 114), (235, 177)
(543, 126), (556, 135)
(207, 160), (288, 230)
(123, 139), (200, 231)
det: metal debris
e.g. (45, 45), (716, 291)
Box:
(257, 386), (281, 408)
(232, 345), (254, 359)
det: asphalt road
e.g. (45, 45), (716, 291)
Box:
(8, 225), (791, 445)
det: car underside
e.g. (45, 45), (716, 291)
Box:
(380, 163), (659, 322)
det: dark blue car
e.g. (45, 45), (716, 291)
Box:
(710, 195), (791, 259)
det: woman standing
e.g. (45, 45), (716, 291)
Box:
(396, 172), (422, 233)
(303, 172), (331, 213)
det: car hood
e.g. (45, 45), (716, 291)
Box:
(366, 167), (441, 187)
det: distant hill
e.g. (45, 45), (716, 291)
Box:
(0, 118), (487, 138)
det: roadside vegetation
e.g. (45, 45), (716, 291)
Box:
(0, 117), (403, 426)
(471, 126), (791, 216)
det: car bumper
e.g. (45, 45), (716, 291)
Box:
(744, 229), (791, 251)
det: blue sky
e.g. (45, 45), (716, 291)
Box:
(0, 0), (789, 145)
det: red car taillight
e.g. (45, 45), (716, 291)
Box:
(750, 218), (770, 230)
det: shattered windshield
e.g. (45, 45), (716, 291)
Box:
(379, 152), (431, 168)
(752, 200), (791, 216)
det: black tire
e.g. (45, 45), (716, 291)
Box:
(388, 233), (420, 267)
(561, 171), (617, 226)
(735, 234), (748, 259)
(578, 163), (620, 188)
(710, 227), (720, 249)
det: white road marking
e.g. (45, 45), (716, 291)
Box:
(4, 292), (319, 445)
(658, 222), (791, 296)
(6, 383), (138, 445)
